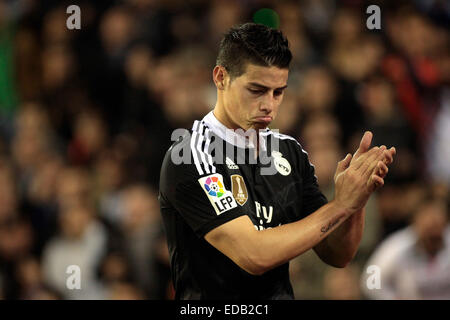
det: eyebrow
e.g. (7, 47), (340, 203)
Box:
(247, 82), (288, 91)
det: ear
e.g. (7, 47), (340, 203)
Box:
(213, 65), (228, 90)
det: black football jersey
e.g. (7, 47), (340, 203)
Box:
(159, 111), (328, 299)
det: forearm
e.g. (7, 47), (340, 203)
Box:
(250, 200), (353, 273)
(314, 207), (365, 267)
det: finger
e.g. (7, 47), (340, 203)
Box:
(339, 154), (352, 171)
(389, 147), (396, 155)
(368, 174), (384, 191)
(376, 161), (389, 178)
(334, 153), (352, 182)
(359, 146), (385, 175)
(353, 131), (373, 160)
(382, 148), (394, 165)
(352, 146), (381, 170)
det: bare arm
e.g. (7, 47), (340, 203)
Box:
(205, 200), (351, 275)
(205, 142), (390, 275)
(314, 207), (365, 268)
(314, 133), (395, 267)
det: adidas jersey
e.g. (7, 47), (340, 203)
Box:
(158, 111), (328, 299)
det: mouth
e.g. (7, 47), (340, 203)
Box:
(253, 116), (273, 124)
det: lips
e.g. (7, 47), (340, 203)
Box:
(253, 116), (273, 123)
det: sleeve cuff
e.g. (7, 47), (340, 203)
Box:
(195, 208), (248, 238)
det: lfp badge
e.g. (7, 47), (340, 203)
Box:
(204, 176), (224, 197)
(198, 173), (237, 215)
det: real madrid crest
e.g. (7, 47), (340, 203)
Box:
(272, 151), (291, 176)
(231, 174), (248, 206)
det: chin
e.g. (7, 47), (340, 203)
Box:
(252, 122), (270, 130)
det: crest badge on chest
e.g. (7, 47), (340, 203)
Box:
(272, 151), (291, 176)
(231, 174), (248, 206)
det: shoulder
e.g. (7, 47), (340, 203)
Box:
(382, 227), (416, 249)
(370, 227), (416, 263)
(160, 120), (218, 186)
(264, 130), (308, 155)
(263, 130), (313, 171)
(266, 131), (301, 145)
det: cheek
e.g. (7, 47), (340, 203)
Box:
(273, 103), (281, 114)
(271, 101), (281, 117)
(230, 92), (244, 114)
(234, 91), (251, 115)
(241, 93), (261, 111)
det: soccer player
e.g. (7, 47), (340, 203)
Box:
(159, 23), (396, 299)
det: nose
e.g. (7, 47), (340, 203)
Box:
(260, 93), (276, 113)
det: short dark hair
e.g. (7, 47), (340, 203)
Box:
(216, 23), (292, 79)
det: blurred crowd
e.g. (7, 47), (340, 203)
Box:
(0, 0), (449, 299)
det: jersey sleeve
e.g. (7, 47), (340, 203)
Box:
(299, 146), (328, 218)
(159, 137), (247, 238)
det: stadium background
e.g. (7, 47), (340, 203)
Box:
(0, 0), (448, 299)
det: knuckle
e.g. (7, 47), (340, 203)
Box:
(346, 170), (355, 180)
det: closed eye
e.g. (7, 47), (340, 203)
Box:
(248, 88), (265, 95)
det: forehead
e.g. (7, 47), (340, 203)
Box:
(237, 64), (289, 88)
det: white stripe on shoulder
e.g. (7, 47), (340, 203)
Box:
(203, 126), (216, 173)
(197, 122), (210, 174)
(269, 131), (302, 145)
(191, 121), (204, 175)
(191, 120), (216, 175)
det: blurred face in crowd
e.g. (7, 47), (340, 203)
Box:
(213, 63), (288, 131)
(121, 185), (160, 232)
(59, 206), (92, 239)
(413, 201), (448, 257)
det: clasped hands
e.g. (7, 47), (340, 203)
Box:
(334, 131), (396, 214)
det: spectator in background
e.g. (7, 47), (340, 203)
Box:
(0, 215), (34, 299)
(15, 255), (62, 300)
(207, 0), (244, 49)
(67, 109), (108, 166)
(97, 250), (146, 300)
(297, 66), (337, 117)
(95, 150), (125, 226)
(361, 196), (450, 299)
(117, 184), (166, 299)
(383, 7), (446, 159)
(275, 0), (315, 71)
(358, 75), (417, 184)
(108, 281), (145, 300)
(41, 204), (108, 299)
(376, 181), (427, 238)
(0, 159), (19, 224)
(427, 88), (450, 185)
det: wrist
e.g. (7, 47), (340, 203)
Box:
(329, 199), (354, 218)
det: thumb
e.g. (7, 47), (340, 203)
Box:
(353, 131), (373, 160)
